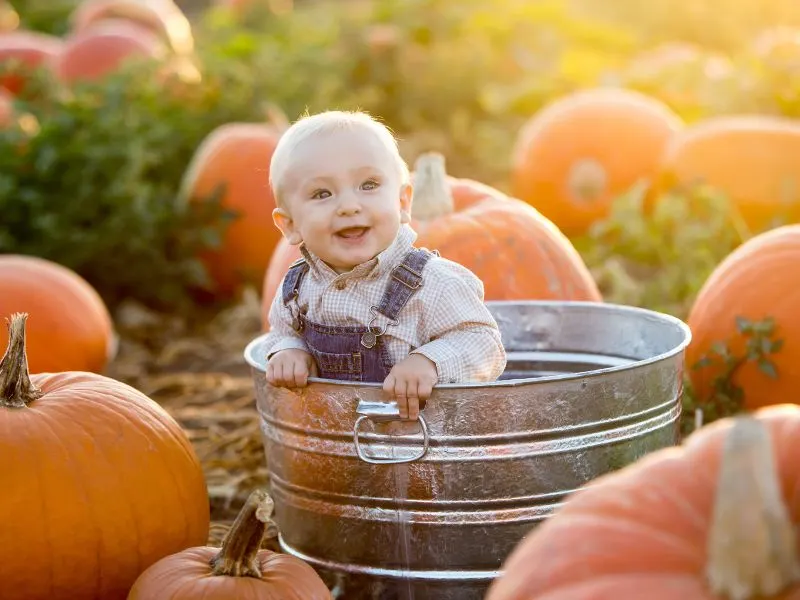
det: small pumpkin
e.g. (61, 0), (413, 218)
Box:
(69, 0), (194, 55)
(0, 254), (115, 373)
(0, 30), (64, 94)
(0, 313), (210, 600)
(51, 19), (166, 84)
(655, 115), (800, 232)
(511, 87), (684, 236)
(260, 152), (601, 327)
(486, 404), (800, 600)
(127, 489), (331, 599)
(686, 224), (800, 411)
(180, 113), (287, 300)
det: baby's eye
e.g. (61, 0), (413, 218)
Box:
(311, 189), (331, 200)
(361, 179), (380, 191)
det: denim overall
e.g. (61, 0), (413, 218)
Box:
(281, 248), (436, 382)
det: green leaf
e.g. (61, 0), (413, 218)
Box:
(735, 316), (752, 334)
(757, 359), (779, 379)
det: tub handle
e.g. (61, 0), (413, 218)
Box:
(353, 399), (429, 464)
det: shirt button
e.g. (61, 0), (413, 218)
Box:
(335, 280), (346, 290)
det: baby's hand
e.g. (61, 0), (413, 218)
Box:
(383, 354), (438, 420)
(266, 349), (317, 388)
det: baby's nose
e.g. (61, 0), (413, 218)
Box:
(337, 193), (362, 214)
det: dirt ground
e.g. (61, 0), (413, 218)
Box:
(105, 287), (271, 547)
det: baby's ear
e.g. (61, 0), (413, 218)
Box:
(399, 183), (413, 224)
(272, 208), (303, 245)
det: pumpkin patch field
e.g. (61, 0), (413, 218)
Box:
(4, 0), (800, 597)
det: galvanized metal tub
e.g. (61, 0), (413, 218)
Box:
(244, 300), (691, 599)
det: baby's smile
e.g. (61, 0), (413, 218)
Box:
(335, 226), (371, 241)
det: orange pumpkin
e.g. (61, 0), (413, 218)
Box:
(686, 225), (800, 411)
(486, 404), (800, 600)
(0, 30), (63, 94)
(69, 0), (194, 55)
(260, 152), (601, 327)
(0, 254), (115, 373)
(512, 87), (684, 236)
(655, 115), (800, 232)
(0, 313), (210, 600)
(51, 20), (166, 84)
(128, 489), (331, 599)
(180, 118), (286, 299)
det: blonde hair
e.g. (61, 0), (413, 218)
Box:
(269, 110), (409, 208)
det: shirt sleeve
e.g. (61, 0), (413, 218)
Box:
(262, 276), (310, 360)
(410, 265), (507, 383)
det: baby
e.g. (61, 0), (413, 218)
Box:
(263, 110), (506, 419)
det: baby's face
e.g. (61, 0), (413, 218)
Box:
(274, 127), (411, 273)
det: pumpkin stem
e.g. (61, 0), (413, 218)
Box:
(210, 489), (276, 578)
(411, 152), (455, 220)
(263, 102), (290, 135)
(706, 416), (800, 599)
(0, 313), (43, 409)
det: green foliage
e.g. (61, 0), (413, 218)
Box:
(0, 61), (254, 310)
(196, 0), (636, 186)
(576, 183), (748, 319)
(681, 316), (783, 435)
(12, 0), (78, 36)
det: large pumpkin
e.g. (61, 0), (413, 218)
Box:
(260, 152), (601, 327)
(486, 404), (800, 600)
(655, 115), (800, 232)
(69, 0), (194, 55)
(128, 489), (331, 599)
(0, 30), (64, 94)
(180, 119), (285, 299)
(686, 225), (800, 411)
(511, 87), (684, 236)
(0, 313), (210, 600)
(0, 254), (115, 373)
(51, 20), (166, 84)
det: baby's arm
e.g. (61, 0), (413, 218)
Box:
(263, 284), (316, 388)
(410, 265), (507, 383)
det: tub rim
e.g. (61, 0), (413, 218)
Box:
(244, 300), (692, 389)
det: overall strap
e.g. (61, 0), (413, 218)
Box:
(376, 248), (436, 321)
(281, 258), (310, 305)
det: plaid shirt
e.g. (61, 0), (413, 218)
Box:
(263, 225), (507, 383)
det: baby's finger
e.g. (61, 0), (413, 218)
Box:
(274, 362), (289, 387)
(383, 373), (396, 395)
(417, 379), (434, 403)
(266, 363), (276, 385)
(293, 360), (309, 387)
(394, 378), (409, 419)
(406, 393), (420, 421)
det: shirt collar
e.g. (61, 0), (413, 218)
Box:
(300, 224), (418, 281)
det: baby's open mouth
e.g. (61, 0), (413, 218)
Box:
(336, 227), (369, 239)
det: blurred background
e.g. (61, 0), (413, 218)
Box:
(2, 0), (800, 546)
(4, 0), (800, 313)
